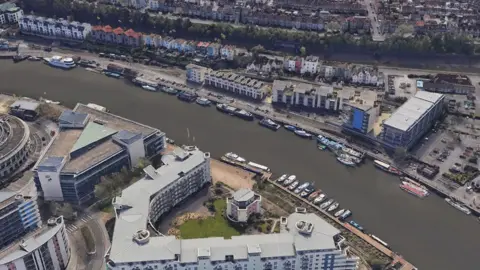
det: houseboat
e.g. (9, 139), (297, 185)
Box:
(196, 97), (212, 106)
(373, 160), (403, 176)
(177, 91), (197, 102)
(259, 118), (281, 131)
(233, 109), (254, 121)
(294, 130), (312, 139)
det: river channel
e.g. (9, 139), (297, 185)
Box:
(1, 62), (478, 270)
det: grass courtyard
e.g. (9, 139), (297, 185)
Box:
(178, 199), (240, 239)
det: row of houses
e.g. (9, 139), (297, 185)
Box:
(19, 15), (91, 41)
(186, 64), (268, 100)
(0, 2), (23, 25)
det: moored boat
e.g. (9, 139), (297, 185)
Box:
(337, 154), (356, 167)
(259, 118), (281, 131)
(224, 152), (246, 163)
(283, 175), (297, 186)
(339, 210), (352, 221)
(216, 103), (237, 115)
(142, 85), (157, 92)
(374, 160), (402, 175)
(162, 86), (179, 95)
(327, 202), (340, 212)
(284, 124), (297, 132)
(334, 209), (345, 217)
(349, 220), (364, 232)
(445, 197), (471, 215)
(294, 182), (310, 194)
(400, 181), (429, 198)
(318, 145), (327, 150)
(45, 55), (76, 69)
(308, 190), (321, 201)
(233, 109), (254, 121)
(288, 181), (299, 190)
(313, 194), (326, 204)
(277, 174), (288, 183)
(104, 72), (121, 78)
(177, 91), (197, 102)
(300, 184), (315, 198)
(13, 54), (29, 63)
(294, 129), (312, 139)
(196, 97), (211, 106)
(28, 56), (41, 61)
(320, 199), (334, 209)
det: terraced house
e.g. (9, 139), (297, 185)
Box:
(34, 103), (165, 205)
(19, 15), (91, 41)
(91, 25), (143, 47)
(205, 72), (268, 100)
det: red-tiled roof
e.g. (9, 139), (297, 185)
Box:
(416, 21), (425, 27)
(92, 25), (103, 31)
(103, 25), (112, 32)
(124, 29), (141, 38)
(113, 27), (124, 35)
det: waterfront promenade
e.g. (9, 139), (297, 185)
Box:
(1, 61), (479, 270)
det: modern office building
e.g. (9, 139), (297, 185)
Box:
(19, 15), (91, 41)
(272, 80), (341, 111)
(0, 115), (31, 182)
(186, 64), (209, 84)
(382, 91), (445, 149)
(34, 103), (165, 205)
(205, 72), (268, 100)
(0, 181), (42, 250)
(226, 188), (262, 223)
(0, 216), (71, 270)
(342, 104), (379, 135)
(107, 208), (358, 270)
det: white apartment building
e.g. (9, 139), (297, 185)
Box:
(186, 64), (209, 84)
(226, 189), (262, 222)
(0, 3), (23, 24)
(0, 13), (5, 24)
(351, 71), (378, 86)
(272, 80), (342, 111)
(205, 72), (268, 100)
(106, 210), (358, 270)
(19, 15), (91, 40)
(0, 216), (71, 270)
(148, 0), (160, 10)
(301, 56), (319, 74)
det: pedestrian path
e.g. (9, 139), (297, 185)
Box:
(66, 214), (93, 234)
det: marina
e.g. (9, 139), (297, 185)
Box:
(1, 61), (476, 270)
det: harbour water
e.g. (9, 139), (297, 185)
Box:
(1, 62), (478, 270)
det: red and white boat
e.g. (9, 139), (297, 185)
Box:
(399, 181), (429, 198)
(373, 160), (403, 176)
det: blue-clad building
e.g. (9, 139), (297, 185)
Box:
(34, 103), (165, 205)
(343, 103), (379, 135)
(0, 181), (42, 250)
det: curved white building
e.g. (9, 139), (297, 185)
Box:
(0, 115), (30, 180)
(0, 216), (71, 270)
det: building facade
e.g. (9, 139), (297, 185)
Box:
(0, 216), (71, 270)
(205, 72), (268, 100)
(107, 210), (358, 270)
(272, 80), (341, 111)
(0, 191), (42, 249)
(0, 115), (31, 181)
(19, 15), (91, 40)
(301, 56), (319, 75)
(226, 188), (262, 222)
(342, 104), (378, 135)
(0, 3), (23, 24)
(91, 25), (143, 47)
(186, 64), (209, 84)
(382, 91), (445, 149)
(34, 103), (165, 205)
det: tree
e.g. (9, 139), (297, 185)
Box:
(299, 46), (307, 56)
(250, 45), (265, 55)
(393, 24), (414, 37)
(325, 21), (341, 33)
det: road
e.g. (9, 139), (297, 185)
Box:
(85, 217), (109, 270)
(363, 0), (385, 41)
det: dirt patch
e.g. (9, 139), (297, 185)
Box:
(211, 159), (255, 190)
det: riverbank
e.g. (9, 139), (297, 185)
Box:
(2, 61), (480, 270)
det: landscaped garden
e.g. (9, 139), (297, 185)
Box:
(178, 199), (240, 239)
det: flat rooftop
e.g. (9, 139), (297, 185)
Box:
(383, 91), (444, 132)
(39, 103), (161, 174)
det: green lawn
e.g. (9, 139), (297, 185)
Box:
(179, 199), (240, 239)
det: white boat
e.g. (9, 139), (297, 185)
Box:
(327, 202), (340, 212)
(142, 85), (157, 91)
(445, 198), (471, 215)
(196, 97), (211, 106)
(294, 130), (312, 138)
(320, 199), (334, 209)
(224, 152), (246, 163)
(283, 175), (296, 185)
(334, 209), (345, 217)
(294, 182), (310, 194)
(45, 55), (76, 69)
(288, 181), (299, 190)
(277, 174), (288, 183)
(339, 210), (352, 221)
(308, 191), (321, 201)
(313, 194), (326, 204)
(337, 154), (356, 167)
(28, 56), (41, 61)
